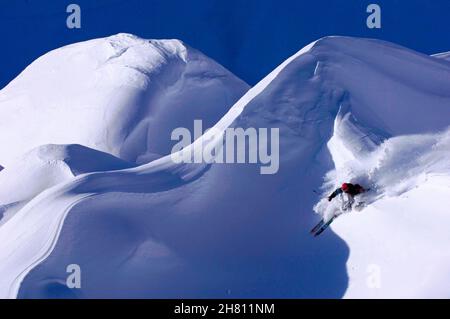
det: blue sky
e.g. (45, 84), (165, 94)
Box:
(0, 0), (449, 88)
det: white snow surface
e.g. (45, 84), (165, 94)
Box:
(1, 35), (450, 298)
(0, 33), (249, 167)
(0, 144), (134, 225)
(433, 51), (450, 62)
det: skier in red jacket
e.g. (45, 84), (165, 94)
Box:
(311, 183), (368, 237)
(328, 183), (366, 210)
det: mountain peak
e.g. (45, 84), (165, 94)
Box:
(234, 35), (450, 137)
(0, 34), (249, 167)
(101, 33), (190, 62)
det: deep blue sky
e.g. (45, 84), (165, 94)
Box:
(0, 0), (449, 89)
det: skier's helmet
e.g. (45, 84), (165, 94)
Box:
(342, 183), (349, 191)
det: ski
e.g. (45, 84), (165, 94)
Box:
(311, 184), (371, 236)
(310, 219), (324, 234)
(313, 215), (337, 237)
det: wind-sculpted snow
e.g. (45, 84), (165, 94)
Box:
(0, 33), (249, 167)
(0, 144), (135, 226)
(433, 51), (450, 62)
(1, 36), (450, 298)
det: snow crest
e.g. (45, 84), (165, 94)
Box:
(0, 33), (249, 166)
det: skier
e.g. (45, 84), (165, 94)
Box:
(311, 183), (367, 237)
(328, 182), (366, 211)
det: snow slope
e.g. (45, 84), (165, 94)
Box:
(0, 144), (135, 226)
(317, 109), (450, 297)
(0, 33), (249, 167)
(1, 36), (450, 298)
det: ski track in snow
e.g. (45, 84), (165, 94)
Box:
(6, 194), (94, 298)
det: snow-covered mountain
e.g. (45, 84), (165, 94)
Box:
(1, 35), (450, 299)
(0, 33), (249, 167)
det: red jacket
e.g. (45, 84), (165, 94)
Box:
(328, 183), (365, 201)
